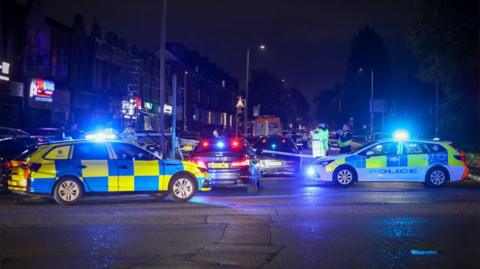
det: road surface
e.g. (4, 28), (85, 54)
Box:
(0, 177), (479, 268)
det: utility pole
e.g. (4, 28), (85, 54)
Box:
(244, 47), (250, 135)
(159, 0), (167, 155)
(171, 74), (177, 159)
(183, 71), (188, 131)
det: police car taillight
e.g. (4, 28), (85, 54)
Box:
(22, 162), (42, 172)
(192, 159), (208, 172)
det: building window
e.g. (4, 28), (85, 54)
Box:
(222, 113), (227, 128)
(208, 111), (212, 124)
(221, 80), (226, 88)
(229, 114), (233, 127)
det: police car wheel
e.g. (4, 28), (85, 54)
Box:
(53, 178), (83, 205)
(169, 174), (197, 202)
(426, 167), (448, 187)
(333, 167), (356, 186)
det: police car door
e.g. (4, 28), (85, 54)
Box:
(72, 142), (117, 192)
(360, 141), (402, 181)
(401, 142), (430, 181)
(111, 142), (161, 192)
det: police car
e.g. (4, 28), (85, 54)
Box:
(8, 140), (210, 205)
(309, 135), (468, 187)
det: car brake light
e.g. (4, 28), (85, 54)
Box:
(231, 158), (250, 167)
(0, 162), (10, 168)
(201, 141), (209, 148)
(231, 139), (240, 147)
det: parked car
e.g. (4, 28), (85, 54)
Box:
(252, 135), (301, 176)
(24, 128), (66, 141)
(0, 127), (30, 138)
(190, 137), (261, 192)
(0, 136), (41, 191)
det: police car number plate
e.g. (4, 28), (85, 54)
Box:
(208, 162), (229, 169)
(182, 145), (193, 151)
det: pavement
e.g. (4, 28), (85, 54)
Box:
(0, 177), (479, 269)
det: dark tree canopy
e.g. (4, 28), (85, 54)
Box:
(249, 70), (310, 128)
(406, 0), (479, 145)
(343, 26), (392, 125)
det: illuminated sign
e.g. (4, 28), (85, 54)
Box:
(144, 101), (153, 110)
(0, 61), (11, 81)
(164, 104), (172, 115)
(121, 97), (142, 119)
(29, 78), (55, 102)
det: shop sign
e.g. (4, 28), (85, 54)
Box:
(29, 78), (55, 103)
(144, 101), (153, 111)
(122, 97), (142, 119)
(164, 104), (172, 115)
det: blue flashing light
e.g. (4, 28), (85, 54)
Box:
(86, 132), (117, 141)
(393, 129), (409, 141)
(271, 143), (277, 149)
(216, 141), (225, 148)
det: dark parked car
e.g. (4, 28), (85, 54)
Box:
(0, 137), (41, 191)
(0, 127), (30, 138)
(253, 135), (301, 176)
(24, 128), (66, 141)
(190, 137), (261, 192)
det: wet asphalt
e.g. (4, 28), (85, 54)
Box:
(0, 177), (479, 269)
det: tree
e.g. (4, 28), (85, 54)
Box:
(249, 70), (310, 128)
(406, 0), (479, 146)
(314, 84), (343, 128)
(343, 26), (392, 127)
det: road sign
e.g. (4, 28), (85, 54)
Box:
(235, 97), (245, 109)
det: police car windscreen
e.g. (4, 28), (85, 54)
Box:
(351, 141), (377, 154)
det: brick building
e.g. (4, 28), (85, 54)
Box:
(0, 0), (240, 133)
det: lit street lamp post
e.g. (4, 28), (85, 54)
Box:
(244, 44), (266, 134)
(359, 67), (374, 140)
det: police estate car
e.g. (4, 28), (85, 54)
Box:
(309, 138), (468, 187)
(8, 140), (210, 204)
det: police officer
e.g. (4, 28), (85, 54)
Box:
(338, 124), (352, 154)
(312, 123), (329, 157)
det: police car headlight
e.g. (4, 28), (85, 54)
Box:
(306, 166), (316, 176)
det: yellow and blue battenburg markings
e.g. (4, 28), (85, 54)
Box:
(19, 158), (208, 194)
(325, 146), (463, 173)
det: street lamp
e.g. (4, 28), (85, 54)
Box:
(359, 67), (374, 140)
(183, 71), (188, 131)
(244, 44), (266, 134)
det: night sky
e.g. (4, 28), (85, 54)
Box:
(31, 0), (416, 103)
